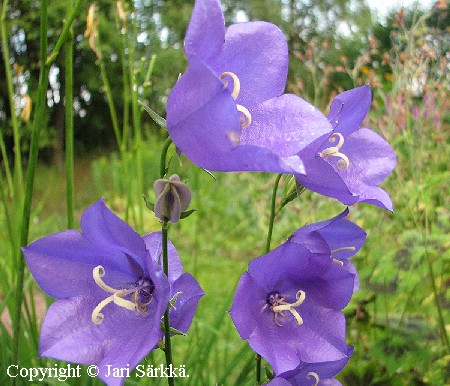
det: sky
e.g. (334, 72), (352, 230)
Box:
(370, 0), (436, 19)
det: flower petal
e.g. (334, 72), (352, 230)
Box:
(169, 272), (204, 333)
(241, 94), (332, 157)
(328, 85), (371, 136)
(229, 272), (263, 340)
(208, 21), (288, 106)
(167, 59), (305, 174)
(184, 0), (225, 61)
(81, 199), (148, 259)
(39, 293), (166, 386)
(291, 209), (366, 261)
(142, 232), (183, 284)
(340, 128), (396, 210)
(296, 145), (358, 205)
(167, 58), (241, 162)
(23, 230), (137, 299)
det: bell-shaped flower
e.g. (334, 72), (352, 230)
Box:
(154, 174), (192, 223)
(23, 199), (203, 386)
(265, 352), (352, 386)
(166, 0), (332, 175)
(229, 233), (357, 375)
(296, 85), (396, 211)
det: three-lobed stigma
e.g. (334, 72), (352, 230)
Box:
(91, 265), (155, 324)
(319, 132), (350, 170)
(220, 71), (252, 130)
(264, 290), (306, 327)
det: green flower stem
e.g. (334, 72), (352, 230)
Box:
(12, 0), (82, 370)
(257, 173), (283, 384)
(128, 12), (144, 229)
(45, 0), (83, 67)
(159, 137), (174, 385)
(160, 137), (173, 178)
(12, 0), (49, 370)
(265, 174), (283, 254)
(1, 0), (23, 203)
(65, 0), (74, 228)
(99, 59), (122, 152)
(162, 223), (175, 386)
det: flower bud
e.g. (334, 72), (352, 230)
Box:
(154, 174), (192, 223)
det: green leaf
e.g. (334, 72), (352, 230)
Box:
(139, 100), (167, 129)
(142, 194), (155, 212)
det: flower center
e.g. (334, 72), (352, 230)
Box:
(91, 265), (155, 324)
(319, 132), (350, 170)
(265, 290), (306, 327)
(220, 71), (252, 129)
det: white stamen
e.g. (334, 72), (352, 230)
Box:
(220, 71), (252, 129)
(93, 265), (117, 293)
(332, 246), (356, 254)
(272, 290), (306, 325)
(319, 132), (350, 170)
(91, 265), (151, 324)
(236, 104), (252, 129)
(306, 372), (320, 386)
(220, 71), (241, 100)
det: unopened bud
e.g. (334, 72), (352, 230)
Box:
(154, 174), (192, 223)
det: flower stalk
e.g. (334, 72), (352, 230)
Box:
(257, 172), (283, 384)
(160, 138), (175, 386)
(162, 222), (175, 386)
(65, 0), (74, 228)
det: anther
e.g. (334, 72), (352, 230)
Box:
(306, 372), (320, 386)
(272, 290), (306, 326)
(220, 71), (241, 100)
(319, 132), (350, 170)
(236, 104), (252, 129)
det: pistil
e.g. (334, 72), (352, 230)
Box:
(220, 71), (252, 130)
(319, 132), (350, 170)
(265, 290), (306, 327)
(91, 265), (154, 324)
(331, 246), (355, 266)
(306, 372), (320, 386)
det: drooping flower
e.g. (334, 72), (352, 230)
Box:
(154, 174), (192, 223)
(265, 353), (352, 386)
(296, 85), (397, 211)
(229, 214), (360, 375)
(166, 0), (332, 175)
(23, 199), (203, 386)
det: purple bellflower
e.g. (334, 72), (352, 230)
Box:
(23, 199), (203, 386)
(229, 210), (363, 375)
(296, 85), (397, 211)
(166, 0), (332, 175)
(265, 353), (352, 386)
